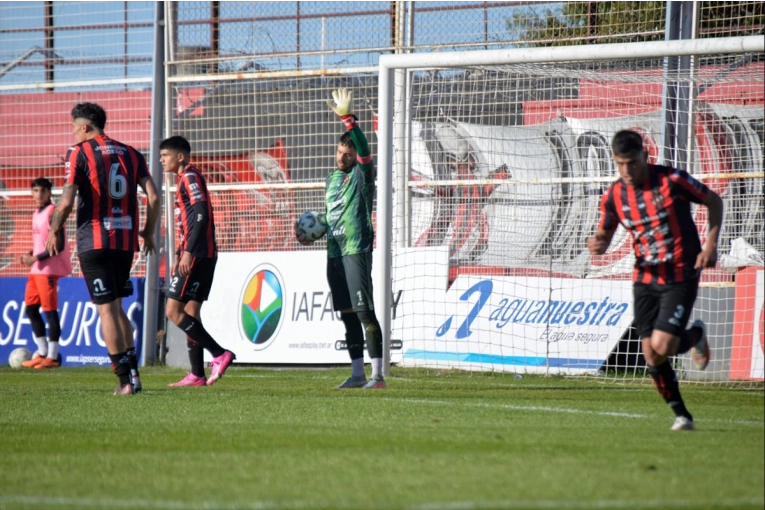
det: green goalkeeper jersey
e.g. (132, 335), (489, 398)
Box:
(325, 124), (375, 259)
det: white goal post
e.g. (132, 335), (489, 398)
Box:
(376, 35), (765, 382)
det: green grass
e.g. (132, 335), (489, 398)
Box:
(0, 366), (762, 510)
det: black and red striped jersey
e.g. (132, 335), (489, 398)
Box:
(64, 135), (149, 253)
(174, 165), (217, 258)
(599, 164), (710, 285)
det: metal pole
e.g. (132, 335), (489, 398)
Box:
(211, 1), (220, 75)
(686, 1), (700, 175)
(404, 1), (415, 246)
(587, 1), (598, 45)
(386, 0), (407, 378)
(44, 1), (54, 90)
(142, 0), (165, 366)
(320, 17), (325, 71)
(296, 2), (301, 70)
(124, 1), (129, 89)
(161, 1), (178, 365)
(674, 1), (696, 171)
(484, 1), (489, 50)
(377, 64), (394, 379)
(379, 36), (763, 69)
(660, 1), (681, 167)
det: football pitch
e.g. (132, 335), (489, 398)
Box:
(0, 366), (762, 510)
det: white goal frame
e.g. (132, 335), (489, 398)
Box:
(375, 35), (765, 377)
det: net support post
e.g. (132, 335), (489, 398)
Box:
(377, 60), (395, 378)
(159, 1), (177, 365)
(141, 0), (165, 367)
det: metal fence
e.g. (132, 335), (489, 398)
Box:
(1, 0), (763, 273)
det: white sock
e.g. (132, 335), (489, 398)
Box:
(47, 341), (59, 360)
(34, 336), (48, 357)
(351, 358), (365, 378)
(371, 358), (383, 378)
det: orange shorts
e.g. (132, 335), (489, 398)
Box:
(24, 275), (60, 312)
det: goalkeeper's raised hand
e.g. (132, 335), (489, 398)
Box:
(327, 88), (357, 130)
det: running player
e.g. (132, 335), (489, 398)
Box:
(587, 129), (723, 430)
(20, 177), (72, 369)
(46, 102), (160, 395)
(160, 135), (236, 387)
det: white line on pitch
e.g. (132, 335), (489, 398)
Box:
(395, 398), (647, 418)
(394, 398), (765, 425)
(1, 495), (762, 510)
(410, 498), (765, 510)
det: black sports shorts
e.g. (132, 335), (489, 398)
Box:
(326, 252), (375, 313)
(78, 249), (135, 305)
(166, 256), (217, 303)
(633, 277), (699, 339)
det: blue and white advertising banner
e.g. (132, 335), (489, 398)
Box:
(0, 277), (145, 366)
(203, 252), (355, 364)
(205, 249), (631, 373)
(393, 248), (633, 374)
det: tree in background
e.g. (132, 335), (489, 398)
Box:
(509, 1), (763, 47)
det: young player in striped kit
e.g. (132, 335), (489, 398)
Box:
(20, 177), (72, 369)
(160, 135), (236, 387)
(588, 129), (723, 431)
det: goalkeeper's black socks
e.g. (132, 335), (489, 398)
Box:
(177, 315), (225, 358)
(648, 360), (693, 421)
(341, 313), (364, 361)
(187, 337), (206, 378)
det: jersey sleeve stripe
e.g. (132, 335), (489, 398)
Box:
(670, 169), (708, 202)
(64, 146), (82, 185)
(82, 141), (105, 250)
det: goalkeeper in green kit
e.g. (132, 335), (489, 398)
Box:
(295, 88), (385, 389)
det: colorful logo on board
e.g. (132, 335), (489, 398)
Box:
(240, 265), (285, 349)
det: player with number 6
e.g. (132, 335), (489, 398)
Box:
(46, 102), (161, 394)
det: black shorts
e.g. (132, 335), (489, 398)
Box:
(633, 277), (699, 339)
(167, 256), (217, 303)
(78, 249), (135, 305)
(327, 252), (375, 312)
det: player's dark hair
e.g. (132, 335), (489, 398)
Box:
(338, 131), (356, 151)
(71, 102), (107, 131)
(611, 130), (644, 156)
(31, 177), (53, 190)
(160, 135), (192, 156)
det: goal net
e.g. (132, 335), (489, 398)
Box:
(376, 36), (764, 384)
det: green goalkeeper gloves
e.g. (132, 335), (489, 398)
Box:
(327, 88), (357, 130)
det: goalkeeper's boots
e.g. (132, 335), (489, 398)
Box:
(113, 383), (134, 395)
(335, 374), (367, 389)
(35, 357), (61, 369)
(670, 415), (695, 431)
(169, 373), (206, 387)
(207, 350), (236, 386)
(21, 353), (46, 368)
(362, 375), (387, 390)
(690, 320), (710, 371)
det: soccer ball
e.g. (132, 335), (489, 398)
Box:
(8, 347), (32, 368)
(297, 211), (327, 242)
